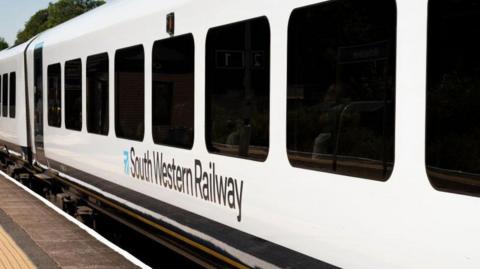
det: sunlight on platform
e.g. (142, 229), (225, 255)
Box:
(0, 226), (36, 269)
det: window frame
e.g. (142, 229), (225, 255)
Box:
(285, 0), (397, 181)
(0, 74), (2, 118)
(47, 63), (62, 128)
(114, 44), (145, 141)
(9, 72), (15, 118)
(2, 73), (8, 118)
(205, 16), (271, 162)
(64, 58), (83, 131)
(152, 33), (195, 150)
(426, 0), (480, 197)
(87, 52), (110, 136)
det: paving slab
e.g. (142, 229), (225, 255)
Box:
(0, 175), (140, 269)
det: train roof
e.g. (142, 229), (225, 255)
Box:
(2, 0), (193, 60)
(0, 41), (29, 61)
(32, 0), (190, 47)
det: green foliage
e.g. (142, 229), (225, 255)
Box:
(15, 0), (105, 45)
(15, 9), (49, 45)
(0, 37), (9, 51)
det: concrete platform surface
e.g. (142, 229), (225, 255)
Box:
(0, 175), (140, 269)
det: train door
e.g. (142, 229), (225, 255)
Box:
(33, 44), (47, 165)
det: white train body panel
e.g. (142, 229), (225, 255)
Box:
(0, 0), (478, 268)
(0, 43), (29, 152)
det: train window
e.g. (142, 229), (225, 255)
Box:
(115, 45), (144, 141)
(286, 0), (397, 181)
(87, 53), (109, 135)
(2, 73), (7, 117)
(152, 34), (194, 149)
(9, 72), (15, 118)
(48, 63), (62, 127)
(65, 59), (82, 131)
(0, 75), (2, 117)
(427, 0), (480, 195)
(205, 17), (270, 161)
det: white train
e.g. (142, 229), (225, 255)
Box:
(1, 0), (479, 268)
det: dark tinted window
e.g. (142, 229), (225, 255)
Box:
(287, 0), (396, 181)
(65, 59), (82, 131)
(9, 72), (15, 118)
(34, 46), (44, 148)
(0, 75), (2, 116)
(48, 63), (61, 127)
(427, 0), (480, 195)
(2, 74), (7, 117)
(87, 53), (109, 135)
(206, 17), (270, 161)
(152, 34), (194, 149)
(115, 45), (144, 141)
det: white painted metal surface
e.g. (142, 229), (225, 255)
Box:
(1, 0), (479, 268)
(0, 43), (28, 150)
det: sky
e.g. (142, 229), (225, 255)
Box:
(0, 0), (114, 46)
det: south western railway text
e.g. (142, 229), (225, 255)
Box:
(129, 147), (244, 222)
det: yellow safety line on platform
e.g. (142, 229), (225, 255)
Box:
(0, 227), (36, 269)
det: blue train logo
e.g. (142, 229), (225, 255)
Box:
(123, 150), (129, 175)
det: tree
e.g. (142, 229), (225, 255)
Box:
(15, 0), (105, 45)
(15, 9), (49, 45)
(0, 37), (8, 51)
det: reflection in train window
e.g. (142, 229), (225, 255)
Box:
(48, 63), (62, 127)
(152, 34), (194, 149)
(65, 59), (82, 131)
(427, 0), (480, 195)
(87, 53), (109, 135)
(206, 17), (270, 161)
(115, 45), (145, 141)
(287, 0), (396, 181)
(2, 74), (7, 117)
(9, 72), (15, 118)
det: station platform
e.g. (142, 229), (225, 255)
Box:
(0, 173), (141, 269)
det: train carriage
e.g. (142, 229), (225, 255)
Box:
(1, 0), (480, 268)
(0, 43), (29, 161)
